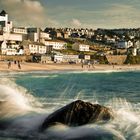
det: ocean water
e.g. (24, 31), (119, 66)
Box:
(0, 71), (140, 140)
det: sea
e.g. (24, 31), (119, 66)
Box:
(0, 70), (140, 140)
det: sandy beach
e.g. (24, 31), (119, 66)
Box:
(0, 61), (140, 72)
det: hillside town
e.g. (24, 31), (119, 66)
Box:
(1, 10), (140, 65)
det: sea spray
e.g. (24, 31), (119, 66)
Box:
(42, 124), (126, 140)
(105, 98), (140, 140)
(0, 78), (44, 119)
(0, 72), (140, 140)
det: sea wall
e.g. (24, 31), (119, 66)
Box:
(106, 55), (127, 65)
(0, 55), (33, 62)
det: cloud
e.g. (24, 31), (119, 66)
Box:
(71, 19), (82, 27)
(1, 0), (140, 29)
(74, 3), (140, 29)
(0, 0), (47, 28)
(101, 4), (140, 28)
(44, 2), (140, 29)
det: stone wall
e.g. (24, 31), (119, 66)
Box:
(0, 55), (33, 62)
(106, 55), (127, 65)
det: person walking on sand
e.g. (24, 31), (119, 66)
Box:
(81, 62), (84, 68)
(8, 61), (11, 69)
(88, 61), (91, 69)
(14, 60), (17, 64)
(17, 61), (21, 69)
(91, 61), (95, 69)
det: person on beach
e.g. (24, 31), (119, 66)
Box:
(113, 64), (115, 69)
(17, 61), (21, 69)
(88, 61), (91, 68)
(81, 59), (84, 68)
(81, 62), (84, 68)
(91, 61), (95, 69)
(8, 61), (11, 69)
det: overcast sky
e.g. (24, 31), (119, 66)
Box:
(0, 0), (140, 29)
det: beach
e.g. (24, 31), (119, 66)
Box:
(0, 61), (140, 72)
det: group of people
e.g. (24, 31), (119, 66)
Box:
(81, 61), (95, 69)
(8, 60), (21, 69)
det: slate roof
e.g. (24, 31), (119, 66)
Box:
(0, 10), (7, 16)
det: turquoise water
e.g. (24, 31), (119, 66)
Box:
(0, 71), (140, 140)
(16, 71), (140, 103)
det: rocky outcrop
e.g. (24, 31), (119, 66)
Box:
(40, 100), (114, 131)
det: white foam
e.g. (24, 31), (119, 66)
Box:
(0, 78), (44, 118)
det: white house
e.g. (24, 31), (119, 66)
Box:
(72, 43), (90, 52)
(54, 55), (63, 63)
(134, 40), (140, 49)
(12, 27), (27, 34)
(44, 40), (67, 50)
(40, 32), (51, 42)
(0, 33), (24, 55)
(0, 10), (27, 46)
(1, 40), (7, 54)
(1, 40), (21, 55)
(6, 48), (17, 55)
(132, 48), (137, 56)
(21, 40), (47, 55)
(0, 10), (8, 28)
(63, 55), (80, 63)
(0, 10), (13, 33)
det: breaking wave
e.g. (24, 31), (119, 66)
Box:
(0, 73), (139, 140)
(0, 78), (43, 119)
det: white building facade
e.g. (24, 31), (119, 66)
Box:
(21, 40), (47, 55)
(44, 40), (67, 50)
(63, 54), (80, 63)
(72, 43), (90, 52)
(1, 40), (21, 55)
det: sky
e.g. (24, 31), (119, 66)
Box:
(0, 0), (140, 29)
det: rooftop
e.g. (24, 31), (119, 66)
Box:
(0, 10), (7, 16)
(45, 39), (66, 43)
(21, 40), (45, 46)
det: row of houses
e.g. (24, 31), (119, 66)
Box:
(0, 40), (90, 56)
(0, 40), (67, 55)
(44, 27), (95, 39)
(53, 54), (92, 63)
(0, 10), (91, 56)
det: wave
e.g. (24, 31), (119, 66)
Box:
(0, 97), (139, 139)
(0, 69), (138, 76)
(42, 124), (126, 140)
(0, 77), (139, 139)
(0, 78), (44, 119)
(31, 75), (58, 78)
(105, 98), (140, 140)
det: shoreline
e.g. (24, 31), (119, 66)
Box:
(0, 61), (140, 73)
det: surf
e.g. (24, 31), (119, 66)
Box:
(0, 78), (43, 119)
(0, 72), (140, 140)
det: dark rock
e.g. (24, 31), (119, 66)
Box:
(40, 100), (114, 131)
